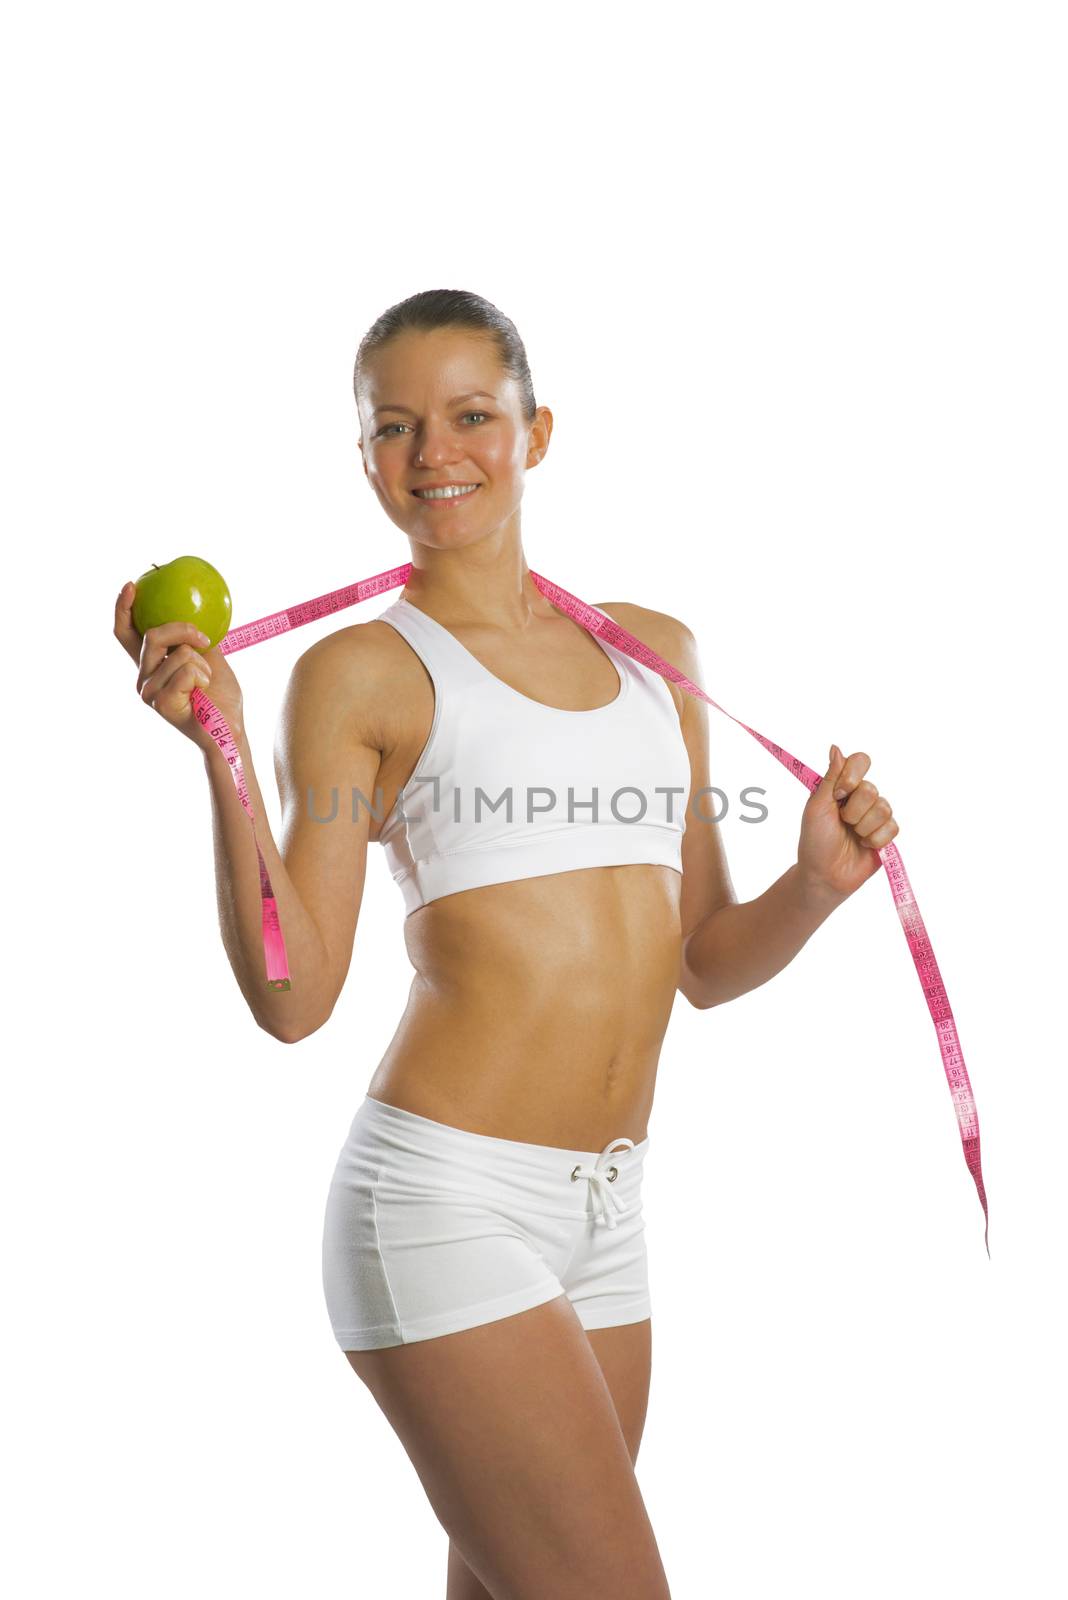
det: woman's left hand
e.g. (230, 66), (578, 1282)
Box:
(797, 744), (900, 901)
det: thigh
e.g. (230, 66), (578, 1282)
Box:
(444, 1317), (655, 1600)
(585, 1316), (653, 1465)
(346, 1294), (670, 1600)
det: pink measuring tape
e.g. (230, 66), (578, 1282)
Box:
(190, 559), (989, 1255)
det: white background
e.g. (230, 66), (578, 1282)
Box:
(4, 3), (1065, 1595)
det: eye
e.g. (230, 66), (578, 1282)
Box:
(376, 411), (490, 439)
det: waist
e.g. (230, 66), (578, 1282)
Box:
(366, 1053), (656, 1152)
(369, 978), (672, 1150)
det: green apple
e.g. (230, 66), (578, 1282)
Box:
(131, 555), (232, 650)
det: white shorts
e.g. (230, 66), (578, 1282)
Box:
(321, 1095), (652, 1351)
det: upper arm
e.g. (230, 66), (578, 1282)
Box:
(272, 628), (386, 1032)
(598, 599), (737, 962)
(664, 617), (738, 940)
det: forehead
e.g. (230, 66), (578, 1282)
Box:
(360, 327), (508, 413)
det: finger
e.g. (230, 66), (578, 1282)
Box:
(141, 648), (210, 706)
(150, 657), (211, 719)
(832, 749), (871, 802)
(144, 658), (211, 715)
(856, 812), (895, 851)
(140, 644), (211, 706)
(851, 795), (893, 838)
(145, 619), (214, 653)
(136, 621), (213, 693)
(839, 778), (880, 825)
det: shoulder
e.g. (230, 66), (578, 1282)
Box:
(594, 601), (703, 718)
(282, 614), (418, 752)
(594, 600), (699, 664)
(291, 612), (405, 676)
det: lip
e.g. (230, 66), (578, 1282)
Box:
(410, 483), (482, 505)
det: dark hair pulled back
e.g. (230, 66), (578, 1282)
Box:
(353, 288), (537, 424)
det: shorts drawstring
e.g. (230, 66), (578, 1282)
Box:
(570, 1137), (636, 1229)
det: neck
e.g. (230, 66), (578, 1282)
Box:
(401, 527), (556, 629)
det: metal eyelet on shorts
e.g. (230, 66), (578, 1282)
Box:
(570, 1165), (581, 1182)
(607, 1166), (619, 1182)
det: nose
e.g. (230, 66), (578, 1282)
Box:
(413, 426), (468, 468)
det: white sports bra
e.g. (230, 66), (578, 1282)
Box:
(375, 596), (691, 915)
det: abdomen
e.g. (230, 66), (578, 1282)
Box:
(367, 863), (682, 1148)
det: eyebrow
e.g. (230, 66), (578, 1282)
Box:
(371, 391), (498, 419)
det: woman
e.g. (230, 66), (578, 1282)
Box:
(113, 288), (899, 1600)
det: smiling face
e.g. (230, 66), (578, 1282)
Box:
(356, 327), (552, 549)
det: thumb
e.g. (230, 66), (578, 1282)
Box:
(114, 579), (143, 660)
(817, 742), (847, 803)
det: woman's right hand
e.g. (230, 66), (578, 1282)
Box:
(114, 579), (246, 756)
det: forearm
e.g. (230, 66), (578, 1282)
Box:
(682, 862), (849, 1009)
(201, 729), (331, 1042)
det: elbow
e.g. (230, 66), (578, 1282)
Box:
(678, 979), (717, 1011)
(678, 939), (716, 1010)
(258, 1006), (332, 1046)
(677, 962), (717, 1010)
(252, 956), (341, 1043)
(258, 1013), (305, 1045)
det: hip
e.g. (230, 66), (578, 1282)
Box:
(321, 1094), (652, 1350)
(326, 1092), (650, 1271)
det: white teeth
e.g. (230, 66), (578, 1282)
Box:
(414, 484), (479, 500)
